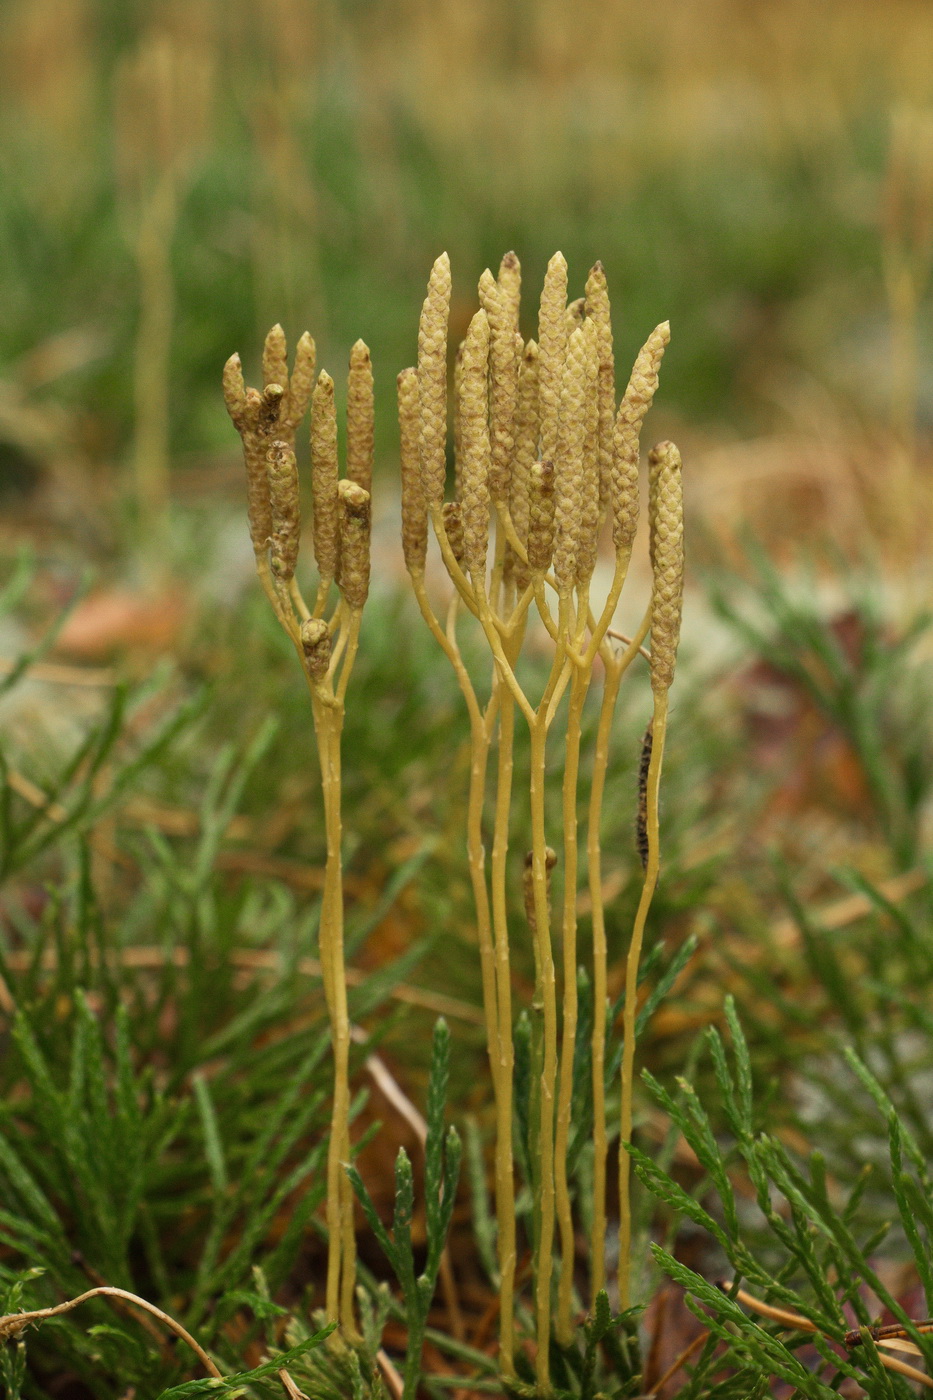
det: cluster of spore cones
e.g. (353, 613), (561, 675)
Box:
(224, 249), (684, 1395)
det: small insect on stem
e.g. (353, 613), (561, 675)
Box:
(522, 846), (557, 934)
(846, 1320), (933, 1348)
(636, 720), (653, 871)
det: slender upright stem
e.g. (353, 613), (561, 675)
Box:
(588, 608), (651, 1302)
(311, 609), (364, 1337)
(525, 602), (571, 1392)
(522, 603), (571, 1390)
(412, 578), (500, 1097)
(554, 663), (587, 1342)
(289, 577), (312, 621)
(336, 610), (362, 705)
(491, 638), (520, 1375)
(586, 663), (622, 1301)
(413, 572), (518, 1367)
(312, 695), (351, 1326)
(618, 690), (669, 1311)
(528, 713), (558, 1391)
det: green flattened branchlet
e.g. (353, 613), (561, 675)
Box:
(497, 249), (522, 335)
(267, 439), (301, 583)
(527, 459), (556, 575)
(510, 339), (540, 590)
(478, 269), (519, 508)
(347, 339), (374, 496)
(398, 368), (427, 575)
(311, 371), (341, 586)
(584, 261), (615, 515)
(648, 441), (684, 694)
(459, 309), (492, 578)
(612, 321), (670, 555)
(538, 252), (569, 468)
(576, 317), (602, 589)
(418, 251), (452, 507)
(553, 325), (588, 597)
(337, 479), (371, 612)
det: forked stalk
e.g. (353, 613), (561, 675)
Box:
(490, 639), (522, 1375)
(226, 259), (683, 1391)
(618, 440), (684, 1311)
(587, 607), (652, 1301)
(403, 252), (681, 1395)
(617, 694), (668, 1311)
(224, 328), (372, 1337)
(554, 661), (586, 1342)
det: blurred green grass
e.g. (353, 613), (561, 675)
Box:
(1, 0), (931, 494)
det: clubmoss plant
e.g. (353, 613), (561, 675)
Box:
(224, 327), (372, 1336)
(401, 251), (683, 1389)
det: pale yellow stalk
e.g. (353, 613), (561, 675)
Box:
(587, 608), (651, 1301)
(618, 441), (683, 1312)
(490, 651), (519, 1376)
(225, 329), (370, 1342)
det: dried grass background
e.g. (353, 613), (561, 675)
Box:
(1, 0), (933, 565)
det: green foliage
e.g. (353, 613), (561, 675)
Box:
(0, 565), (205, 885)
(708, 545), (933, 863)
(499, 1293), (643, 1399)
(636, 994), (933, 1396)
(3, 540), (933, 1398)
(1, 0), (918, 500)
(347, 1018), (462, 1400)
